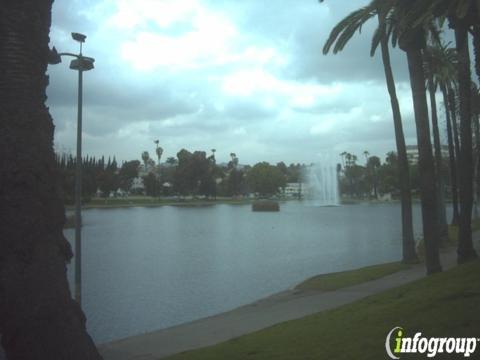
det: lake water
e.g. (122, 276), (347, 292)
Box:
(64, 201), (433, 344)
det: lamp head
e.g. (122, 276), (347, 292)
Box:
(48, 46), (62, 65)
(70, 57), (95, 71)
(71, 32), (87, 43)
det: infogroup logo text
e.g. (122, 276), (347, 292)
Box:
(385, 327), (479, 359)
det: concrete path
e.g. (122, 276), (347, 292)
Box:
(99, 235), (480, 360)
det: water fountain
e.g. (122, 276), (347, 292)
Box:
(304, 160), (339, 206)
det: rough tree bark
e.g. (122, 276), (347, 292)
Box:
(0, 1), (103, 359)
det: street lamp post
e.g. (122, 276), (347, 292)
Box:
(49, 33), (95, 307)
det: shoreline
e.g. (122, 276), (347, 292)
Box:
(97, 260), (411, 347)
(97, 245), (455, 345)
(64, 197), (407, 211)
(99, 242), (472, 360)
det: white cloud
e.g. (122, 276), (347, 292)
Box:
(48, 0), (422, 165)
(107, 0), (200, 29)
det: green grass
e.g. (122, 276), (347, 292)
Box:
(166, 260), (480, 360)
(416, 218), (480, 258)
(447, 217), (480, 244)
(295, 262), (412, 292)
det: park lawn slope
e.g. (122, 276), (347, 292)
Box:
(166, 260), (480, 360)
(295, 262), (412, 291)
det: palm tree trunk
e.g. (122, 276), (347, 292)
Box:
(472, 109), (480, 218)
(472, 26), (480, 83)
(449, 87), (461, 166)
(405, 48), (442, 274)
(427, 68), (449, 244)
(441, 83), (460, 225)
(378, 14), (417, 262)
(454, 24), (479, 263)
(0, 1), (102, 359)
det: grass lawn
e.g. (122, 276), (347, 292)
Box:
(295, 262), (412, 292)
(415, 219), (480, 259)
(447, 218), (480, 244)
(166, 260), (480, 360)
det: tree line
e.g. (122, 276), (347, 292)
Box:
(57, 148), (457, 203)
(55, 150), (307, 200)
(338, 150), (453, 199)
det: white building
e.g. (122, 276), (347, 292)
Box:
(284, 183), (308, 198)
(406, 145), (419, 164)
(406, 145), (449, 165)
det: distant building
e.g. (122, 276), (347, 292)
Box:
(406, 145), (449, 165)
(284, 182), (307, 198)
(406, 145), (419, 164)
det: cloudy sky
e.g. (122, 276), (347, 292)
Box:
(47, 0), (430, 166)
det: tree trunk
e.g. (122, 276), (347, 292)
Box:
(378, 14), (417, 263)
(472, 108), (480, 218)
(473, 26), (480, 83)
(405, 48), (442, 274)
(427, 66), (449, 244)
(441, 83), (460, 225)
(0, 1), (103, 359)
(454, 24), (479, 263)
(449, 87), (462, 168)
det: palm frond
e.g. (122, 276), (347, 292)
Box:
(323, 3), (378, 55)
(370, 23), (384, 57)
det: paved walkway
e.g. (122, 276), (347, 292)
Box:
(99, 235), (480, 360)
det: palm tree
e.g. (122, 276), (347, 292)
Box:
(397, 0), (445, 273)
(154, 139), (163, 165)
(367, 156), (381, 199)
(229, 153), (238, 169)
(473, 25), (480, 82)
(211, 149), (216, 164)
(142, 151), (150, 172)
(471, 83), (480, 217)
(423, 42), (450, 243)
(443, 84), (461, 224)
(363, 150), (370, 165)
(322, 0), (418, 263)
(0, 1), (102, 358)
(405, 0), (479, 263)
(450, 7), (479, 262)
(412, 1), (480, 83)
(448, 86), (464, 223)
(430, 42), (460, 224)
(155, 146), (163, 167)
